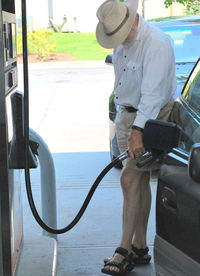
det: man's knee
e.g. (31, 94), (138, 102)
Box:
(120, 168), (143, 192)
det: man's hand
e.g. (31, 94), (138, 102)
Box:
(128, 129), (145, 159)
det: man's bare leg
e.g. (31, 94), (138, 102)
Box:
(132, 171), (151, 248)
(103, 168), (149, 273)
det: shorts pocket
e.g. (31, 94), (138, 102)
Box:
(157, 100), (175, 122)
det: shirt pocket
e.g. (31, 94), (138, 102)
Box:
(126, 61), (142, 86)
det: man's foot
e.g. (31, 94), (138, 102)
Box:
(104, 245), (151, 266)
(101, 247), (134, 275)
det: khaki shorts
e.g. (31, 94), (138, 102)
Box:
(115, 100), (174, 171)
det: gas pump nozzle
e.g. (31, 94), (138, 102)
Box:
(117, 150), (129, 161)
(117, 120), (181, 169)
(9, 91), (38, 169)
(116, 150), (163, 168)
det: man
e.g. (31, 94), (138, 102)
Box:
(96, 0), (176, 275)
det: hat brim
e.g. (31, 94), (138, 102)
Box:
(96, 0), (138, 49)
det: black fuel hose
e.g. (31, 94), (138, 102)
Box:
(21, 0), (130, 234)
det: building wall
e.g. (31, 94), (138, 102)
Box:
(16, 0), (185, 32)
(15, 0), (49, 30)
(143, 0), (184, 19)
(52, 0), (185, 32)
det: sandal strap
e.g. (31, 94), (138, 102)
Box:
(103, 247), (129, 265)
(131, 245), (149, 257)
(104, 261), (121, 269)
(115, 247), (128, 257)
(104, 253), (134, 270)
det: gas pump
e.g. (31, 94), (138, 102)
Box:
(0, 0), (40, 274)
(0, 1), (24, 275)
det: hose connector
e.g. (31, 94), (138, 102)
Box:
(118, 150), (129, 161)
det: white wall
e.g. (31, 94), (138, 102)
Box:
(144, 0), (184, 19)
(16, 0), (49, 30)
(52, 0), (103, 32)
(52, 0), (184, 32)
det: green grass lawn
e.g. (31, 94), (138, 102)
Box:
(17, 31), (111, 61)
(52, 32), (110, 60)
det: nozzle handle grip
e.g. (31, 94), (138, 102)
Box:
(136, 152), (156, 168)
(118, 150), (129, 161)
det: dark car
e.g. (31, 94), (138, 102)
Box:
(107, 16), (200, 166)
(154, 58), (200, 275)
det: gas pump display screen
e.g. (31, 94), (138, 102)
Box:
(3, 11), (18, 94)
(3, 11), (17, 65)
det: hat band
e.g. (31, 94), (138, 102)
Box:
(106, 7), (129, 36)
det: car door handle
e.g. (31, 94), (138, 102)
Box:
(161, 187), (177, 213)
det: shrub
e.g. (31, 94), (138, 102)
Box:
(28, 29), (56, 60)
(17, 29), (56, 60)
(17, 28), (23, 54)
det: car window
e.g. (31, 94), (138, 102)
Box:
(178, 61), (200, 152)
(161, 25), (200, 63)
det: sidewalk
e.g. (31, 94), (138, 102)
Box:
(17, 61), (157, 276)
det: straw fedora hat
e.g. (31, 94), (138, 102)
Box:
(96, 0), (139, 49)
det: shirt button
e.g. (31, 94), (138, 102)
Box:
(124, 56), (127, 58)
(119, 82), (121, 85)
(123, 69), (126, 71)
(116, 96), (118, 99)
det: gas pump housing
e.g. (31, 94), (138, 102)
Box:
(0, 0), (24, 275)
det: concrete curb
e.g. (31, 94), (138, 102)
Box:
(16, 236), (58, 276)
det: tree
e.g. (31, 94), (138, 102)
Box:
(164, 0), (200, 15)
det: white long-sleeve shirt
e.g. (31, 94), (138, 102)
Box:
(113, 15), (176, 128)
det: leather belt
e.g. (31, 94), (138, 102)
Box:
(124, 106), (138, 113)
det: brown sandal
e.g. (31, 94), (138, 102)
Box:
(102, 247), (134, 275)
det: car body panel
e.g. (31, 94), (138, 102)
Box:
(154, 235), (200, 276)
(156, 163), (200, 261)
(154, 58), (200, 274)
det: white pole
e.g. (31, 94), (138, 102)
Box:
(29, 128), (57, 239)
